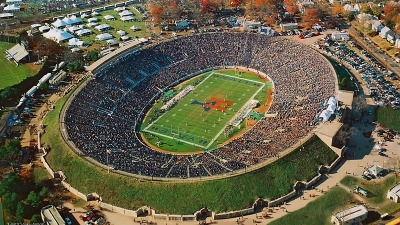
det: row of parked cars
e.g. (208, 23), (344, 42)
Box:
(322, 38), (400, 109)
(79, 210), (107, 225)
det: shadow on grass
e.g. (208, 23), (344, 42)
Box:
(363, 210), (381, 224)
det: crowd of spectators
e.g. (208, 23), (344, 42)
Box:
(64, 32), (336, 178)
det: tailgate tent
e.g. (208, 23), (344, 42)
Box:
(96, 33), (113, 40)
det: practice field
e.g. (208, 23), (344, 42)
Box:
(142, 70), (267, 151)
(0, 42), (39, 90)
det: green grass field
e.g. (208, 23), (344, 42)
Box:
(376, 106), (400, 131)
(142, 70), (266, 151)
(76, 8), (148, 46)
(325, 56), (356, 91)
(0, 42), (40, 90)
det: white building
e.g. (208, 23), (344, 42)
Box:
(242, 21), (261, 31)
(371, 20), (384, 32)
(380, 26), (391, 39)
(343, 4), (362, 14)
(280, 23), (298, 31)
(331, 205), (368, 225)
(388, 183), (400, 203)
(386, 30), (399, 44)
(331, 32), (350, 41)
(297, 0), (314, 13)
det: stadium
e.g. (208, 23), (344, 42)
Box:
(59, 32), (337, 182)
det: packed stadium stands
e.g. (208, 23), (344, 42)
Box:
(63, 32), (336, 178)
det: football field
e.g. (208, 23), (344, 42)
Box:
(143, 71), (266, 150)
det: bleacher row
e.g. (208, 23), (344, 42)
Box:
(64, 32), (336, 178)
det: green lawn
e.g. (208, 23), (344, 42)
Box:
(0, 42), (40, 90)
(76, 8), (149, 46)
(269, 187), (353, 225)
(325, 56), (356, 91)
(42, 87), (338, 215)
(142, 70), (267, 152)
(376, 106), (400, 131)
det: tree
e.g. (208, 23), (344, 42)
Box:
(284, 0), (298, 15)
(0, 87), (18, 102)
(26, 191), (41, 208)
(30, 214), (42, 223)
(149, 3), (164, 23)
(302, 7), (322, 28)
(38, 82), (49, 91)
(15, 202), (25, 222)
(66, 61), (84, 72)
(39, 186), (49, 199)
(86, 50), (99, 61)
(332, 5), (342, 16)
(0, 139), (21, 163)
(371, 5), (382, 18)
(230, 0), (243, 7)
(3, 192), (19, 214)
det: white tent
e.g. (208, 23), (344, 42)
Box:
(374, 145), (381, 150)
(104, 15), (115, 21)
(95, 24), (111, 31)
(92, 11), (100, 16)
(39, 25), (50, 32)
(31, 24), (41, 29)
(78, 24), (86, 29)
(87, 22), (98, 28)
(139, 37), (148, 43)
(62, 17), (74, 25)
(43, 28), (74, 43)
(71, 47), (81, 52)
(96, 33), (113, 41)
(52, 19), (68, 28)
(67, 25), (81, 33)
(4, 4), (20, 12)
(117, 30), (126, 36)
(368, 165), (383, 176)
(76, 29), (92, 36)
(328, 97), (338, 107)
(107, 39), (118, 46)
(130, 25), (139, 31)
(81, 13), (91, 18)
(120, 35), (131, 41)
(88, 17), (99, 23)
(69, 15), (83, 24)
(319, 109), (332, 122)
(114, 6), (125, 12)
(121, 16), (135, 22)
(68, 37), (80, 46)
(26, 86), (38, 97)
(119, 10), (133, 17)
(327, 104), (336, 113)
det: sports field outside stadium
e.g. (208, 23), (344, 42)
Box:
(141, 69), (271, 153)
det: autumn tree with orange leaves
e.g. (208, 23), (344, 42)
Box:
(383, 2), (400, 32)
(302, 7), (323, 28)
(149, 3), (164, 23)
(332, 4), (342, 16)
(199, 0), (223, 13)
(283, 0), (298, 15)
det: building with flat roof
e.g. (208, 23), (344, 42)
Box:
(331, 205), (368, 225)
(41, 205), (65, 225)
(387, 183), (400, 203)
